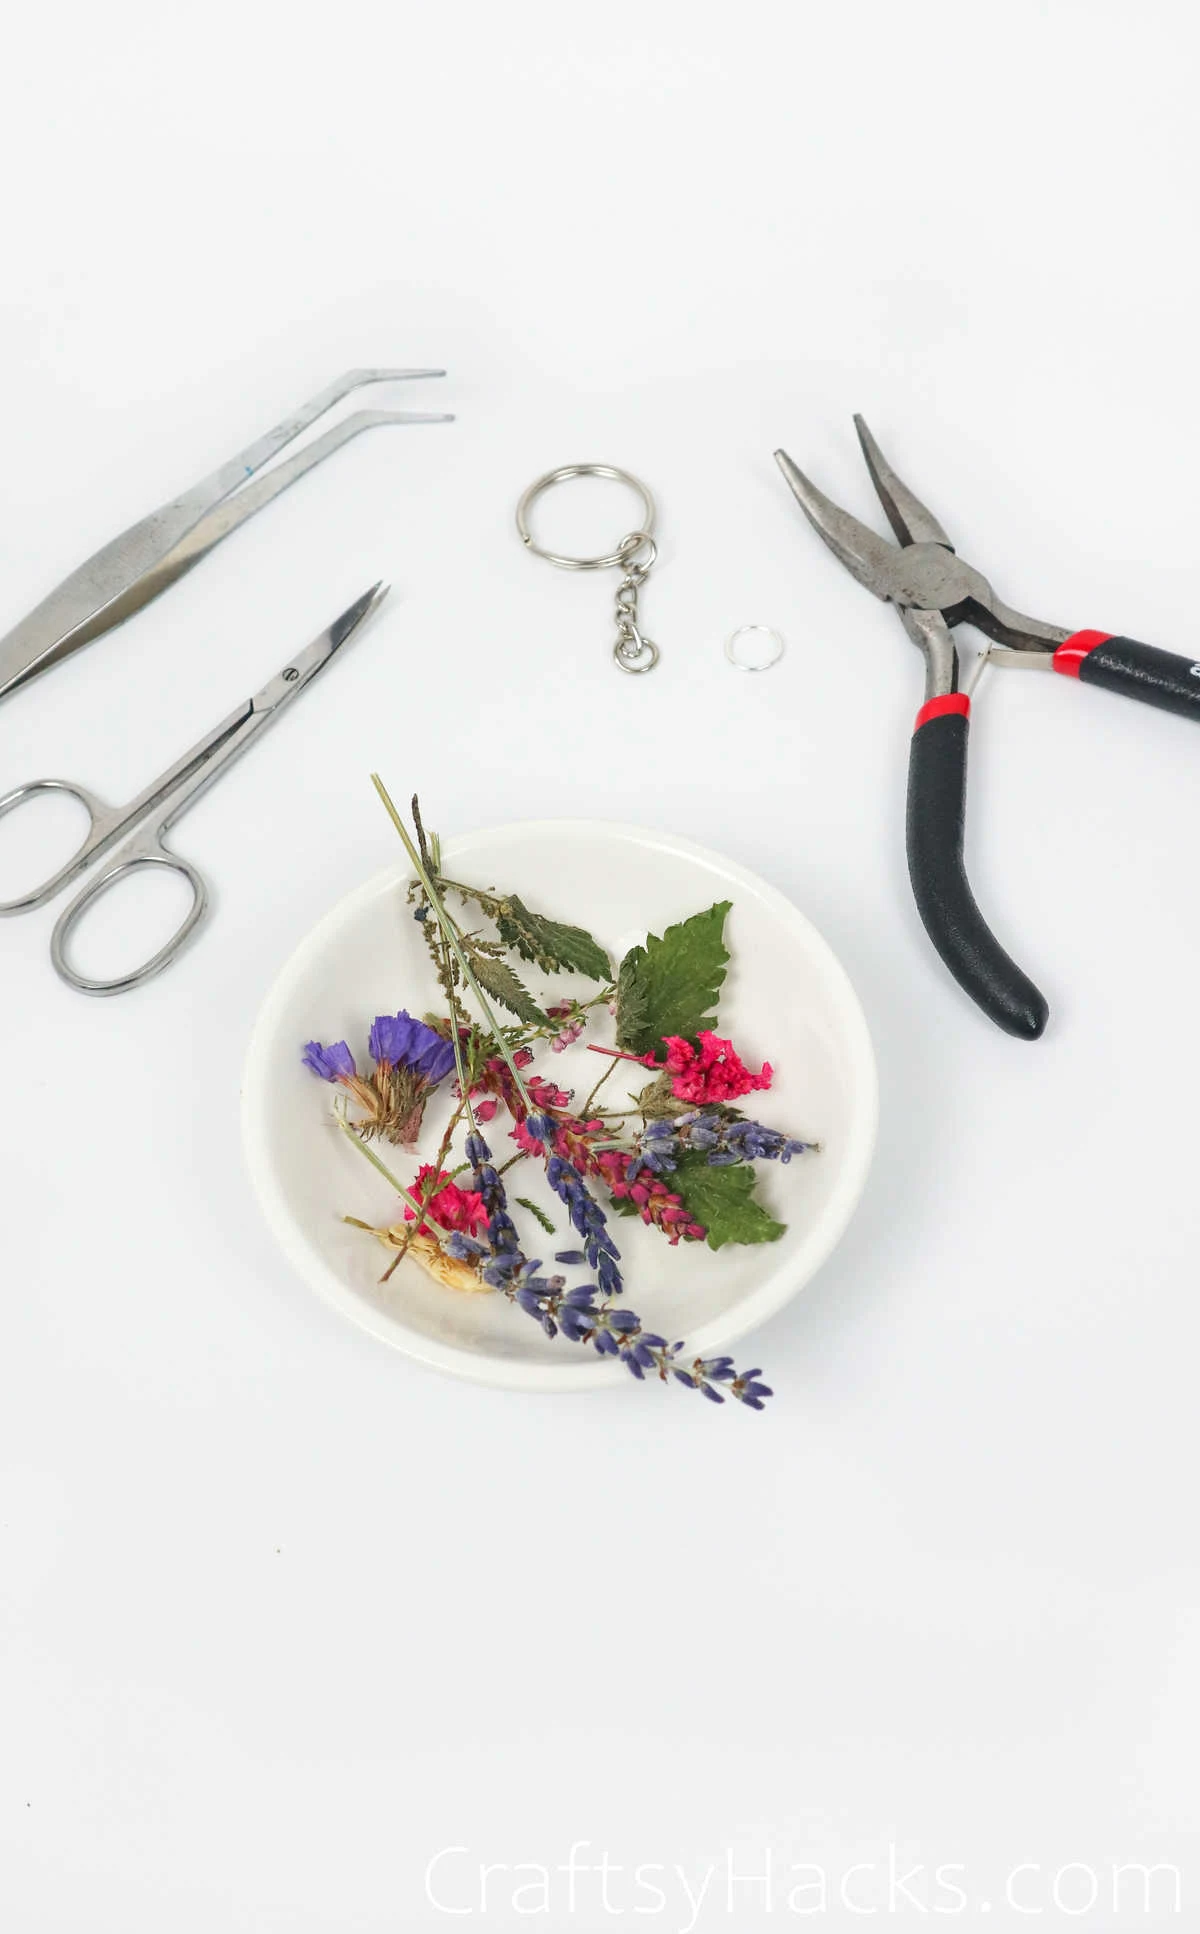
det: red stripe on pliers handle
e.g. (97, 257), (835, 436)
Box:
(1053, 630), (1112, 677)
(914, 693), (971, 730)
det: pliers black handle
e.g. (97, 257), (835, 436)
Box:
(775, 423), (1200, 1040)
(906, 691), (1047, 1038)
(1054, 630), (1200, 716)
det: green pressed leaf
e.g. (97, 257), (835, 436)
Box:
(672, 1155), (785, 1251)
(515, 1197), (556, 1235)
(464, 949), (545, 1026)
(615, 951), (651, 1055)
(608, 1193), (639, 1219)
(495, 895), (612, 982)
(614, 901), (732, 1056)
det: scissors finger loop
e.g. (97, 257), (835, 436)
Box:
(51, 846), (209, 996)
(0, 778), (114, 915)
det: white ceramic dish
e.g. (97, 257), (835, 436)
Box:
(241, 820), (877, 1391)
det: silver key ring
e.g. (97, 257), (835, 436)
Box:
(516, 464), (663, 673)
(515, 464), (657, 570)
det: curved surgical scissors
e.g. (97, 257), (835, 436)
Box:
(0, 582), (387, 994)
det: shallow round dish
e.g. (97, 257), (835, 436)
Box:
(241, 820), (877, 1390)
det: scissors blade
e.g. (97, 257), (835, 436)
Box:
(250, 582), (390, 715)
(133, 582), (389, 847)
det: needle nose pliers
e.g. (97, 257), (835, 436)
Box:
(774, 419), (1200, 1040)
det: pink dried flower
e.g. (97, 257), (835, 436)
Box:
(661, 1031), (773, 1106)
(402, 1166), (489, 1238)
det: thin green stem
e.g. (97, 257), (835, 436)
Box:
(437, 929), (478, 1136)
(430, 875), (501, 911)
(379, 1097), (468, 1280)
(578, 1056), (619, 1119)
(372, 777), (536, 1112)
(505, 987), (616, 1053)
(335, 1114), (434, 1221)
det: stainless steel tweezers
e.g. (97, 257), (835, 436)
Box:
(0, 368), (452, 704)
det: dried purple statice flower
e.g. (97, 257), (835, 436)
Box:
(368, 1010), (457, 1085)
(302, 1012), (457, 1147)
(302, 1040), (357, 1082)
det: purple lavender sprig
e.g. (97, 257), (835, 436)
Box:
(671, 1356), (774, 1411)
(459, 1128), (771, 1409)
(524, 1111), (623, 1300)
(626, 1110), (818, 1182)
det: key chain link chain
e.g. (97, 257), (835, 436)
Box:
(612, 532), (659, 673)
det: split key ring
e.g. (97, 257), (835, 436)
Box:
(516, 464), (662, 673)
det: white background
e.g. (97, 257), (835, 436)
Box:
(2, 2), (1198, 1927)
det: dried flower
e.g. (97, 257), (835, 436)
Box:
(306, 787), (808, 1415)
(671, 1355), (774, 1409)
(373, 1227), (492, 1294)
(660, 1031), (773, 1106)
(543, 1149), (623, 1298)
(513, 1105), (707, 1245)
(401, 1165), (488, 1238)
(626, 1111), (817, 1180)
(302, 1012), (457, 1146)
(302, 1039), (357, 1082)
(368, 1010), (457, 1085)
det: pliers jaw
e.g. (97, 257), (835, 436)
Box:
(774, 421), (1070, 696)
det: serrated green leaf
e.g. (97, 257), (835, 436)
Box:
(464, 948), (545, 1026)
(672, 1154), (785, 1251)
(495, 895), (612, 982)
(614, 901), (731, 1056)
(615, 950), (651, 1054)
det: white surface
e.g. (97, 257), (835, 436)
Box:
(2, 2), (1198, 1927)
(241, 824), (877, 1386)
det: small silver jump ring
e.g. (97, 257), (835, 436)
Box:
(614, 629), (659, 674)
(516, 465), (656, 571)
(725, 624), (785, 672)
(618, 530), (657, 572)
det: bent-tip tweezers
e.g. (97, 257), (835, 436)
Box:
(0, 368), (452, 704)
